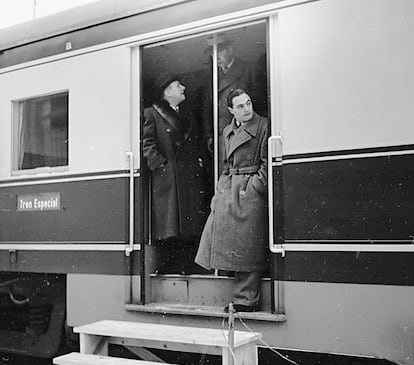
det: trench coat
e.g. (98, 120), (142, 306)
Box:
(143, 100), (209, 241)
(195, 112), (269, 272)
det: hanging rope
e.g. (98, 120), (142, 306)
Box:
(221, 304), (240, 365)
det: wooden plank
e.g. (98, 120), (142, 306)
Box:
(109, 337), (222, 356)
(222, 343), (258, 365)
(53, 352), (177, 365)
(124, 303), (286, 322)
(79, 334), (108, 355)
(125, 347), (166, 363)
(74, 320), (262, 350)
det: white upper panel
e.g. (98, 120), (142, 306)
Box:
(0, 46), (132, 179)
(278, 0), (414, 155)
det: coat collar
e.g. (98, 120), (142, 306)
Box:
(218, 58), (246, 92)
(152, 99), (179, 132)
(153, 100), (193, 142)
(224, 112), (261, 158)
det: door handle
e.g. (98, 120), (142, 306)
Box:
(268, 135), (285, 256)
(125, 151), (134, 256)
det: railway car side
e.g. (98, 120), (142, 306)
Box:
(0, 0), (413, 364)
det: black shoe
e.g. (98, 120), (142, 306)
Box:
(224, 303), (260, 313)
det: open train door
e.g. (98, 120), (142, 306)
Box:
(138, 21), (275, 310)
(267, 13), (285, 315)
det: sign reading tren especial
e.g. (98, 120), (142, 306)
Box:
(17, 193), (61, 212)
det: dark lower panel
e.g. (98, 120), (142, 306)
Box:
(283, 154), (414, 240)
(0, 250), (141, 275)
(274, 251), (414, 286)
(0, 177), (130, 242)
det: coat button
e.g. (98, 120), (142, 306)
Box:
(166, 128), (171, 133)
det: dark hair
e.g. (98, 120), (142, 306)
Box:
(227, 88), (249, 108)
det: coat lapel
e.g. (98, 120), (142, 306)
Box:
(153, 101), (179, 132)
(225, 113), (260, 158)
(179, 110), (193, 143)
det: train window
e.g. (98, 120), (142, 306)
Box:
(12, 91), (69, 172)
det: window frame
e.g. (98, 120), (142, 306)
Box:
(11, 90), (70, 176)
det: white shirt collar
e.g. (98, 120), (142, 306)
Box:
(221, 58), (235, 73)
(169, 104), (179, 112)
(226, 58), (235, 69)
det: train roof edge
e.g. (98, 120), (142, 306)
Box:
(0, 0), (194, 52)
(0, 0), (280, 69)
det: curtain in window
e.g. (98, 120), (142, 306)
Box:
(16, 93), (68, 170)
(17, 102), (26, 170)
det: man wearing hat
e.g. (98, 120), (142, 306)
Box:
(202, 34), (262, 175)
(143, 72), (209, 274)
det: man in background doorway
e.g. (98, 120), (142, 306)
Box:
(202, 33), (266, 175)
(143, 72), (209, 274)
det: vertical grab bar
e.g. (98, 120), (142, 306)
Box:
(125, 151), (134, 256)
(212, 34), (219, 192)
(212, 35), (219, 276)
(268, 135), (285, 256)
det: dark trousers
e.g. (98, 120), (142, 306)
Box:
(233, 271), (262, 306)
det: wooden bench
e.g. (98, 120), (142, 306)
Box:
(74, 320), (262, 365)
(53, 352), (176, 365)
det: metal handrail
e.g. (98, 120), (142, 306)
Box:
(268, 135), (285, 256)
(125, 151), (134, 256)
(212, 34), (219, 192)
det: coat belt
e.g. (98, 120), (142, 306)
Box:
(226, 165), (261, 175)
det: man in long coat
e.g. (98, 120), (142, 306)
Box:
(143, 72), (209, 274)
(202, 35), (263, 175)
(195, 89), (269, 312)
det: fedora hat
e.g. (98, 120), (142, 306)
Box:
(204, 33), (234, 54)
(154, 72), (181, 98)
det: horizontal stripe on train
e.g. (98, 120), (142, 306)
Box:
(283, 143), (414, 161)
(273, 251), (414, 286)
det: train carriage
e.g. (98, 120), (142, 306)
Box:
(0, 0), (414, 364)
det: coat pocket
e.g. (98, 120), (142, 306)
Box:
(238, 176), (250, 198)
(250, 174), (266, 196)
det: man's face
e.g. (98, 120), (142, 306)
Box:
(217, 47), (234, 69)
(164, 80), (186, 105)
(228, 93), (254, 123)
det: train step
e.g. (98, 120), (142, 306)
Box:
(53, 352), (177, 365)
(73, 319), (262, 365)
(125, 302), (286, 322)
(149, 274), (273, 311)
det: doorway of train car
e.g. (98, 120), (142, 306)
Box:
(140, 21), (270, 307)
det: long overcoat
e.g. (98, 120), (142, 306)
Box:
(195, 112), (269, 272)
(143, 100), (209, 241)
